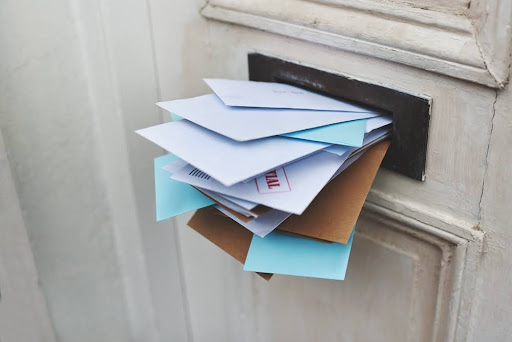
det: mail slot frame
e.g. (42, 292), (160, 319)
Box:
(248, 53), (431, 181)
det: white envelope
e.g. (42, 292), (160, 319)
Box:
(366, 116), (393, 133)
(214, 193), (258, 210)
(214, 205), (291, 238)
(330, 150), (363, 180)
(136, 120), (329, 186)
(170, 151), (351, 215)
(162, 159), (259, 210)
(160, 160), (257, 216)
(198, 188), (257, 218)
(157, 94), (380, 141)
(161, 158), (188, 174)
(204, 78), (376, 112)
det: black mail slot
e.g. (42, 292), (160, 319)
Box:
(248, 53), (430, 181)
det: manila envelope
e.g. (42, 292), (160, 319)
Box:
(187, 205), (273, 281)
(186, 140), (390, 279)
(277, 140), (390, 244)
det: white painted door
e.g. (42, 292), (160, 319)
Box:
(146, 0), (511, 341)
(2, 0), (511, 341)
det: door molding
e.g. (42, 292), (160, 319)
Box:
(202, 0), (512, 88)
(361, 192), (484, 341)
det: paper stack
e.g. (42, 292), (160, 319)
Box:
(137, 79), (392, 281)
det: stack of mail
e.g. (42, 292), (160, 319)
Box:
(137, 79), (392, 281)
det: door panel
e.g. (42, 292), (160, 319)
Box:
(175, 206), (475, 341)
(0, 131), (57, 342)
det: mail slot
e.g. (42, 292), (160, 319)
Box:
(248, 53), (431, 181)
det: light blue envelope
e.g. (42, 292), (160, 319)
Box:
(243, 229), (355, 280)
(154, 154), (214, 221)
(282, 119), (366, 147)
(170, 112), (183, 121)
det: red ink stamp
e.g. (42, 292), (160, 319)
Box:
(255, 167), (291, 194)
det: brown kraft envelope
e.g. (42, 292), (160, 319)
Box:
(187, 205), (273, 280)
(277, 140), (390, 244)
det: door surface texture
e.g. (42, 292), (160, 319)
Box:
(1, 0), (511, 341)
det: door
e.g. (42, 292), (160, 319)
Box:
(2, 0), (511, 341)
(146, 0), (511, 341)
(0, 131), (57, 342)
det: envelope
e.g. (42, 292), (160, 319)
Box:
(324, 126), (391, 156)
(197, 188), (258, 218)
(282, 115), (392, 147)
(156, 94), (380, 141)
(171, 150), (351, 214)
(200, 192), (254, 223)
(161, 158), (187, 174)
(162, 161), (258, 218)
(203, 78), (376, 112)
(213, 193), (258, 210)
(243, 229), (355, 280)
(282, 118), (367, 147)
(137, 120), (329, 186)
(154, 154), (214, 220)
(186, 140), (389, 280)
(277, 140), (390, 244)
(214, 205), (291, 237)
(187, 206), (272, 281)
(365, 116), (393, 133)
